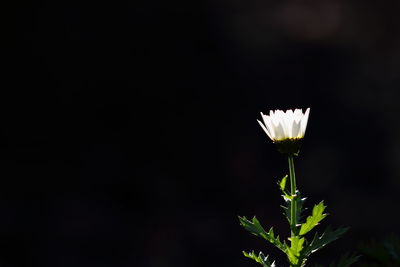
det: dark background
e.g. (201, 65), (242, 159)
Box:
(5, 0), (400, 266)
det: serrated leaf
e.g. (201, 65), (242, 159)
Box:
(287, 236), (305, 265)
(238, 216), (286, 251)
(359, 239), (392, 264)
(299, 201), (327, 235)
(359, 236), (400, 264)
(303, 226), (348, 257)
(281, 191), (306, 231)
(313, 253), (360, 267)
(243, 250), (276, 267)
(329, 253), (360, 267)
(383, 235), (400, 262)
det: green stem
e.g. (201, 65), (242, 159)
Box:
(288, 155), (297, 236)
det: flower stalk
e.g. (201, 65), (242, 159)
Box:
(288, 155), (297, 237)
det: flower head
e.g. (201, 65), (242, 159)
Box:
(257, 108), (310, 155)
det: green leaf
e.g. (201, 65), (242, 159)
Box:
(383, 235), (400, 262)
(278, 175), (292, 202)
(281, 191), (306, 229)
(330, 253), (360, 267)
(299, 201), (327, 235)
(287, 236), (305, 265)
(314, 253), (360, 267)
(278, 175), (288, 192)
(243, 250), (276, 267)
(238, 216), (286, 251)
(359, 235), (400, 264)
(303, 226), (348, 257)
(358, 240), (391, 264)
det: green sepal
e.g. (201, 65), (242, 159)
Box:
(299, 201), (327, 236)
(274, 138), (302, 155)
(303, 226), (349, 257)
(243, 250), (276, 267)
(238, 216), (286, 252)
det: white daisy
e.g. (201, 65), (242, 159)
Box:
(258, 108), (310, 142)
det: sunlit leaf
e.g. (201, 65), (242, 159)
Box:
(238, 216), (286, 251)
(287, 236), (305, 265)
(281, 190), (306, 232)
(278, 175), (288, 192)
(299, 201), (327, 235)
(243, 250), (276, 267)
(303, 226), (348, 257)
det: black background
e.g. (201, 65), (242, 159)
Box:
(5, 0), (400, 266)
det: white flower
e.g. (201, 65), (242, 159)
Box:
(257, 108), (310, 142)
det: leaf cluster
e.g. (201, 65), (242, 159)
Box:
(239, 175), (350, 267)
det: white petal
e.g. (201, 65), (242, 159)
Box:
(294, 109), (302, 116)
(286, 111), (296, 137)
(262, 114), (276, 139)
(273, 122), (285, 140)
(300, 108), (310, 136)
(293, 111), (301, 123)
(292, 119), (301, 138)
(270, 112), (280, 127)
(257, 119), (273, 140)
(276, 111), (290, 138)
